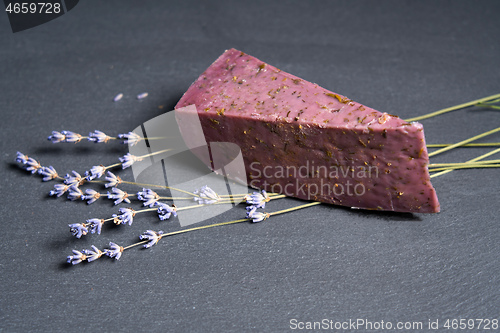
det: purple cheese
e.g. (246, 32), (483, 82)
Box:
(175, 48), (440, 213)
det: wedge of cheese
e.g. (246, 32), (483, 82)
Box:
(175, 48), (439, 213)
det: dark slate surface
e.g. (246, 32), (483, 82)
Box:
(1, 1), (499, 332)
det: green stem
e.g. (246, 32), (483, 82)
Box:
(428, 127), (500, 157)
(429, 164), (500, 172)
(429, 159), (500, 167)
(430, 147), (500, 178)
(120, 201), (323, 252)
(426, 143), (500, 148)
(404, 93), (500, 122)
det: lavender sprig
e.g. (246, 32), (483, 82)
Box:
(48, 131), (83, 143)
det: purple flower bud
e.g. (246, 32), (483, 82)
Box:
(82, 189), (101, 205)
(40, 166), (58, 182)
(61, 131), (82, 143)
(156, 202), (177, 221)
(67, 249), (86, 265)
(85, 165), (106, 181)
(64, 171), (83, 186)
(139, 230), (164, 248)
(88, 130), (111, 143)
(104, 242), (123, 260)
(137, 188), (160, 207)
(25, 157), (42, 174)
(16, 152), (29, 164)
(104, 171), (122, 188)
(48, 131), (65, 143)
(49, 184), (69, 197)
(67, 186), (83, 201)
(87, 218), (104, 235)
(107, 188), (130, 205)
(113, 93), (123, 102)
(119, 153), (143, 169)
(245, 190), (270, 209)
(112, 208), (135, 226)
(118, 132), (142, 146)
(193, 185), (220, 205)
(83, 245), (103, 262)
(246, 207), (270, 223)
(68, 223), (88, 238)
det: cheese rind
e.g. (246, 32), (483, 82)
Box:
(176, 49), (440, 213)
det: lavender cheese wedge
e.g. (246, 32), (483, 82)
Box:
(175, 48), (440, 213)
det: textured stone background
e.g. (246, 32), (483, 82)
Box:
(1, 1), (499, 331)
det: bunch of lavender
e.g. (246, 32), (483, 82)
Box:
(15, 94), (500, 266)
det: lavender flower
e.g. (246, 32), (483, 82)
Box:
(49, 184), (69, 197)
(88, 130), (111, 143)
(64, 171), (83, 186)
(85, 165), (106, 181)
(118, 132), (142, 146)
(139, 230), (164, 248)
(104, 242), (123, 260)
(156, 202), (177, 221)
(69, 223), (88, 238)
(193, 185), (221, 205)
(246, 207), (270, 223)
(67, 186), (83, 201)
(25, 157), (42, 174)
(67, 249), (86, 265)
(245, 190), (270, 209)
(137, 188), (160, 207)
(16, 151), (29, 164)
(48, 131), (65, 143)
(62, 131), (83, 143)
(112, 208), (135, 226)
(104, 171), (122, 188)
(119, 153), (143, 169)
(107, 188), (131, 205)
(87, 218), (104, 235)
(83, 245), (103, 262)
(137, 92), (148, 100)
(113, 93), (123, 102)
(40, 166), (58, 182)
(82, 189), (101, 205)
